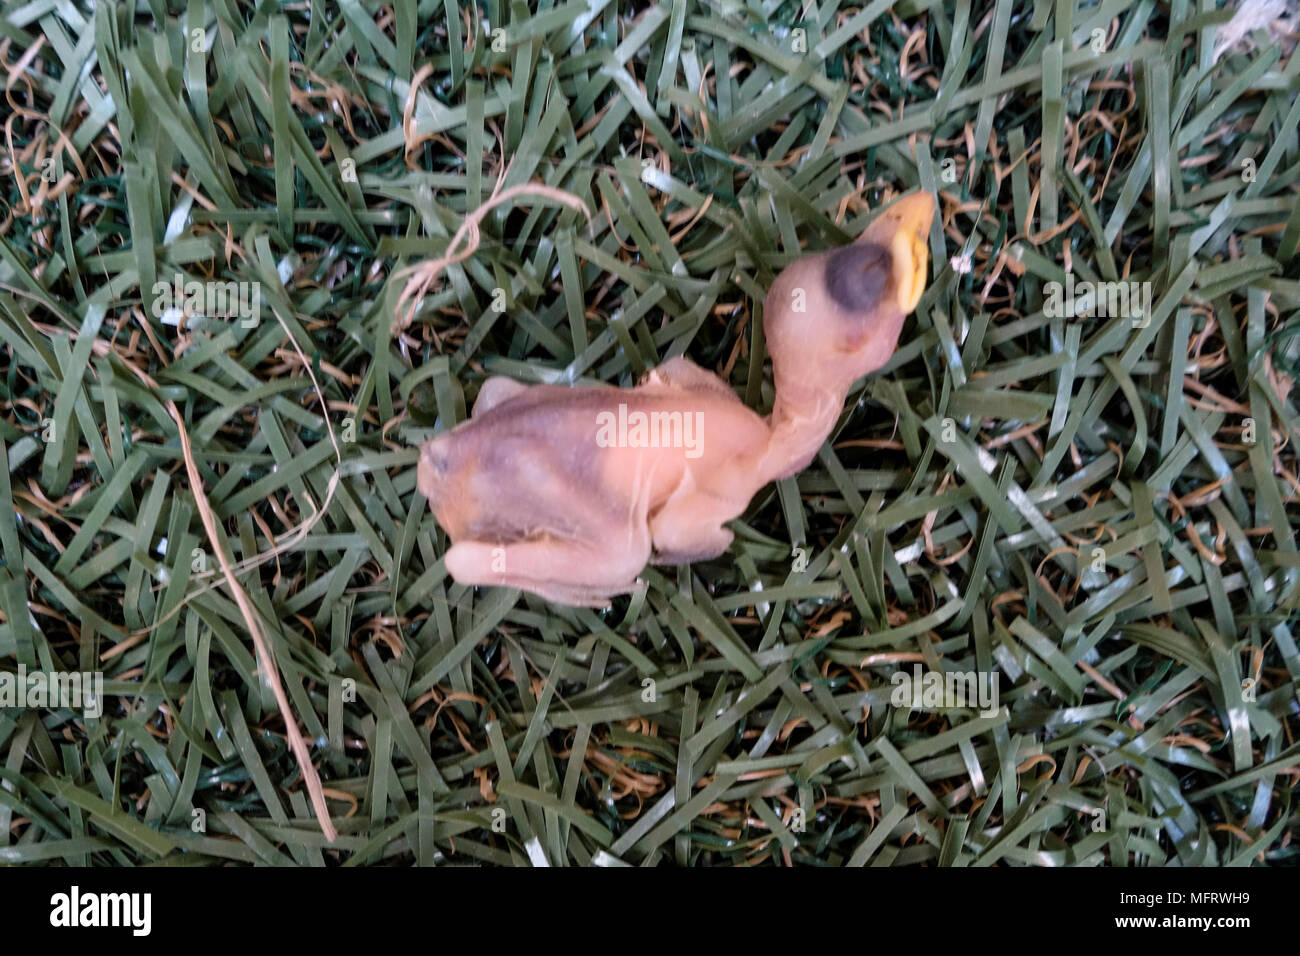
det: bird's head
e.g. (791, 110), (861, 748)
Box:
(763, 192), (934, 391)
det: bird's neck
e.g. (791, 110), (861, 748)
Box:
(754, 370), (855, 484)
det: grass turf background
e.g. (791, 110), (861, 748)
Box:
(0, 0), (1298, 866)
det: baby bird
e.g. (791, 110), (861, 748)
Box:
(417, 192), (934, 606)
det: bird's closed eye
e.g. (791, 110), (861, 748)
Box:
(823, 241), (892, 313)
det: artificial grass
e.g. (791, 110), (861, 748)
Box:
(0, 0), (1297, 866)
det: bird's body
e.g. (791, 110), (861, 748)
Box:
(417, 192), (935, 605)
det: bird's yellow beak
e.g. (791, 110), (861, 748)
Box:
(864, 192), (935, 314)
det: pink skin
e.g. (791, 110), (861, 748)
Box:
(417, 193), (936, 606)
